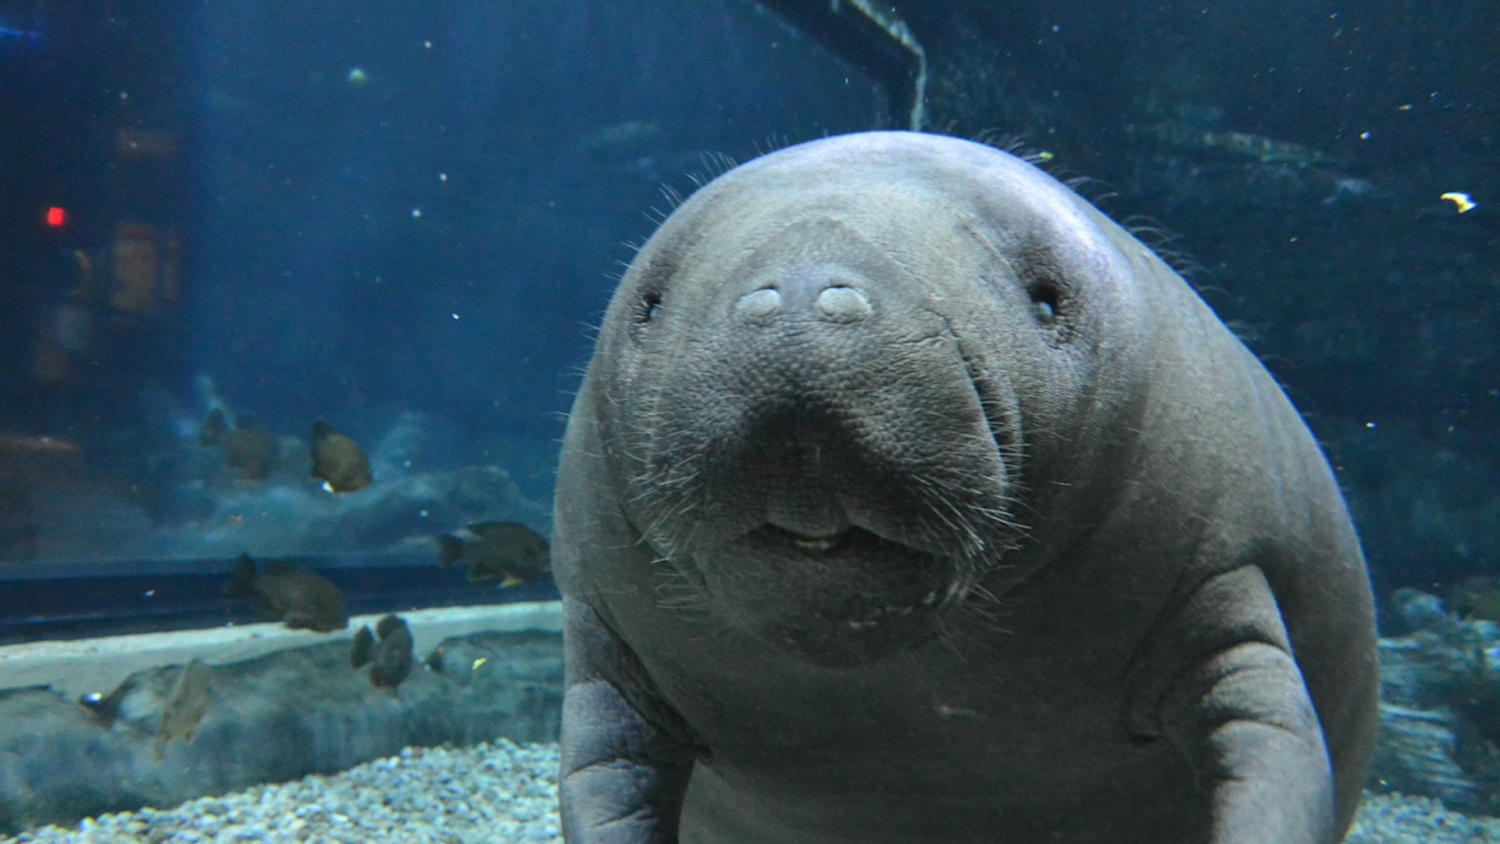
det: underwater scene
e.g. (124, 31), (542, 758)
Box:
(0, 0), (1496, 841)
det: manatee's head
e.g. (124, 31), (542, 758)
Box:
(589, 131), (1152, 667)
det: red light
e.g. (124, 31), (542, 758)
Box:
(46, 207), (67, 228)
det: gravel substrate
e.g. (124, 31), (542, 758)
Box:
(6, 742), (1500, 844)
(3, 740), (560, 844)
(1347, 791), (1500, 844)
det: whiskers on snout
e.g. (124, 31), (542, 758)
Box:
(650, 555), (708, 616)
(622, 399), (1028, 659)
(933, 578), (1016, 657)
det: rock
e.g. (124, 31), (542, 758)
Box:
(1391, 587), (1451, 634)
(1371, 703), (1486, 811)
(0, 627), (562, 834)
(1366, 595), (1500, 813)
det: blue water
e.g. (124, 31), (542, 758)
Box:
(0, 0), (1493, 654)
(0, 0), (1497, 836)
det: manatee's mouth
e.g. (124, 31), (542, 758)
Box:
(685, 522), (966, 665)
(626, 318), (1020, 666)
(779, 527), (844, 554)
(757, 523), (959, 620)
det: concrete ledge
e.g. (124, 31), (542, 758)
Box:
(0, 601), (563, 699)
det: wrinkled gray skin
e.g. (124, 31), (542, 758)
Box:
(553, 131), (1378, 844)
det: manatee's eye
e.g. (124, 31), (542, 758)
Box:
(1027, 282), (1060, 325)
(638, 290), (663, 324)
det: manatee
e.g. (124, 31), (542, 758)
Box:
(553, 131), (1378, 844)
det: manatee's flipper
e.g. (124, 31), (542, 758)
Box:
(560, 597), (698, 844)
(1127, 565), (1335, 844)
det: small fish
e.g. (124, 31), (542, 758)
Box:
(310, 421), (372, 494)
(226, 553), (348, 631)
(155, 659), (213, 761)
(423, 645), (491, 676)
(199, 409), (279, 481)
(351, 625), (376, 668)
(438, 521), (551, 586)
(350, 614), (414, 689)
(79, 676), (139, 725)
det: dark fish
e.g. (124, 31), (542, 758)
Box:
(351, 614), (414, 689)
(199, 410), (279, 481)
(351, 625), (376, 668)
(155, 659), (213, 761)
(226, 553), (348, 631)
(438, 521), (550, 586)
(310, 421), (371, 494)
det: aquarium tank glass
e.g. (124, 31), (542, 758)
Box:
(0, 0), (1496, 841)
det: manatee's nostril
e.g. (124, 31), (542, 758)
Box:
(737, 287), (783, 318)
(737, 281), (870, 324)
(816, 285), (872, 323)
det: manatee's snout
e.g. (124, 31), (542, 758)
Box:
(703, 252), (938, 545)
(618, 219), (1025, 662)
(716, 265), (886, 542)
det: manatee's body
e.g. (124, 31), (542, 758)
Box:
(553, 131), (1378, 844)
